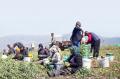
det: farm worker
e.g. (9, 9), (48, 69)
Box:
(67, 46), (82, 74)
(85, 31), (100, 57)
(50, 44), (61, 53)
(7, 44), (15, 55)
(14, 46), (21, 53)
(20, 47), (29, 57)
(50, 33), (56, 48)
(70, 21), (83, 47)
(48, 47), (63, 77)
(13, 46), (21, 59)
(50, 47), (62, 67)
(38, 44), (50, 62)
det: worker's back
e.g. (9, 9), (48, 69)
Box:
(91, 32), (100, 41)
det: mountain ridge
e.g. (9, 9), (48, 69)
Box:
(0, 34), (120, 50)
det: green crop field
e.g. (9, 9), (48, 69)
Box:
(0, 46), (120, 79)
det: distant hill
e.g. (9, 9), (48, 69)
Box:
(0, 34), (64, 50)
(101, 37), (120, 45)
(0, 35), (50, 50)
(0, 34), (120, 50)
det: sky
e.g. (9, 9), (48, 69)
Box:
(0, 0), (120, 37)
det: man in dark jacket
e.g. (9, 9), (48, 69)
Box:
(20, 47), (28, 57)
(38, 44), (50, 60)
(85, 31), (100, 57)
(70, 21), (83, 47)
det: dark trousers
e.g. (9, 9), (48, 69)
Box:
(71, 54), (82, 67)
(91, 39), (100, 57)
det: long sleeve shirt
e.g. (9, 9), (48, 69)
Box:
(86, 33), (92, 44)
(87, 32), (100, 44)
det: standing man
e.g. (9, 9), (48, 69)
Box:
(70, 21), (83, 47)
(85, 31), (100, 58)
(68, 21), (83, 74)
(50, 33), (56, 48)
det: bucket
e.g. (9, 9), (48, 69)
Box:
(1, 55), (8, 59)
(99, 57), (109, 68)
(82, 57), (91, 69)
(106, 53), (114, 62)
(23, 57), (31, 62)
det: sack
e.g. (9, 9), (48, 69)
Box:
(80, 44), (90, 57)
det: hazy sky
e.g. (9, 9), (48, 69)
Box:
(0, 0), (120, 37)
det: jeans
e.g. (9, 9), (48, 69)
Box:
(72, 41), (80, 47)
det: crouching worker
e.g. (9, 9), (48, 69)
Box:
(47, 47), (63, 77)
(13, 46), (21, 60)
(21, 47), (28, 57)
(67, 46), (83, 74)
(38, 44), (50, 64)
(21, 47), (31, 62)
(13, 45), (29, 60)
(7, 44), (15, 55)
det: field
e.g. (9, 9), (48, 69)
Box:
(0, 46), (120, 79)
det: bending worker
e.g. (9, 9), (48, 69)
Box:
(85, 31), (100, 58)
